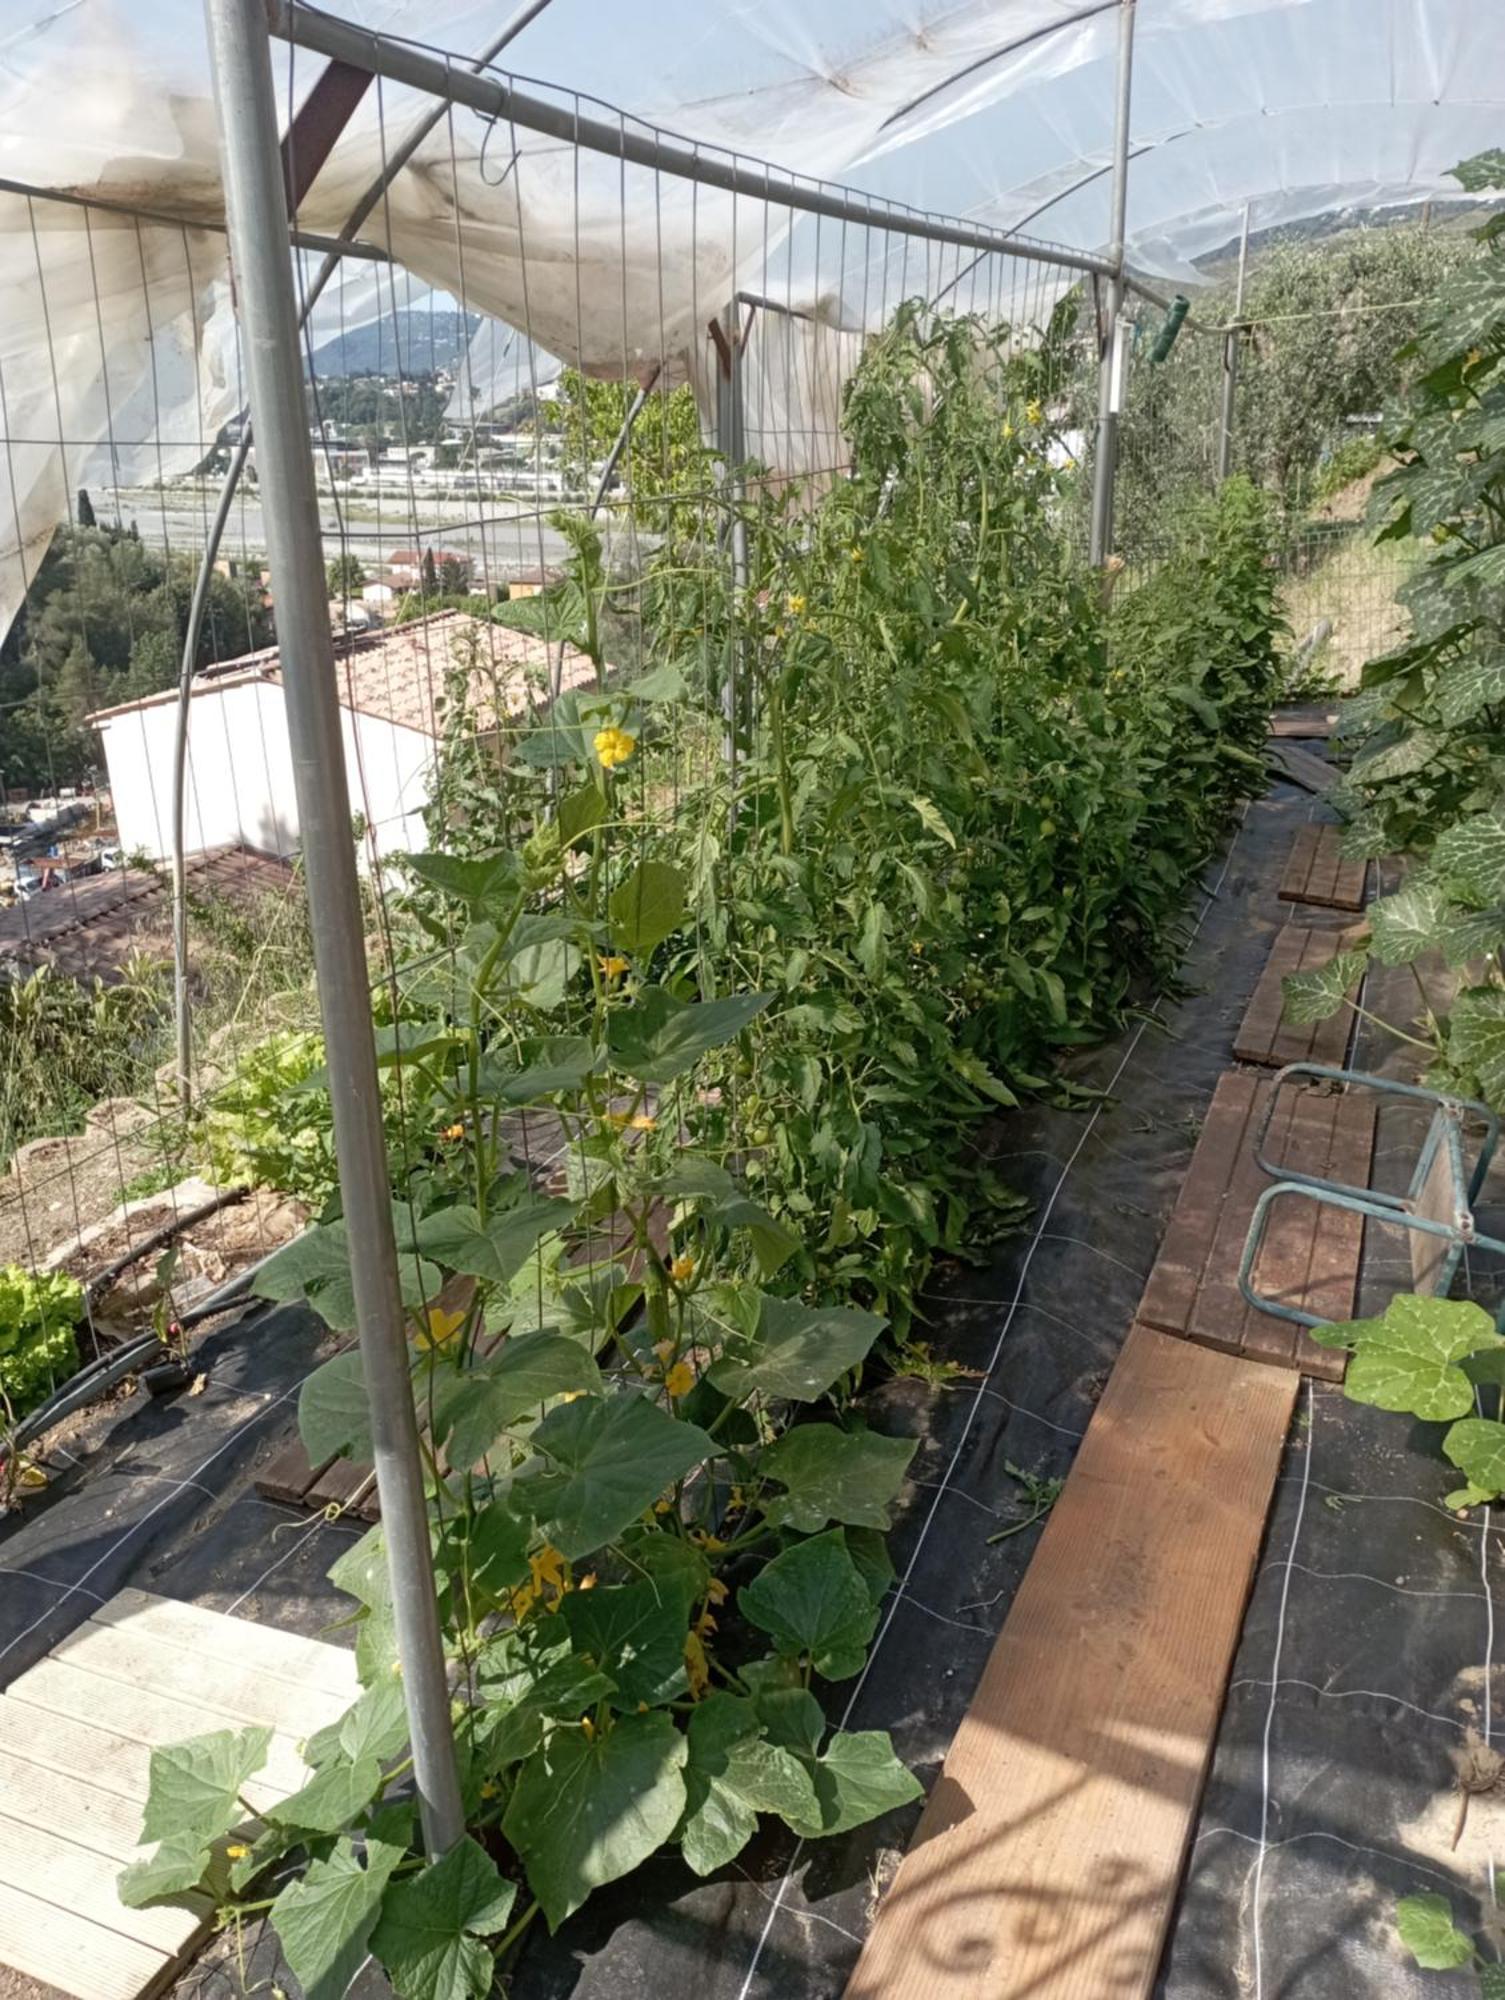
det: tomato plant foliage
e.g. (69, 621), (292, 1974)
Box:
(117, 301), (1286, 1993)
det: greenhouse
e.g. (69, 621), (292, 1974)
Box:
(1, 1), (1504, 1996)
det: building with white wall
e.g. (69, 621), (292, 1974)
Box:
(88, 612), (596, 870)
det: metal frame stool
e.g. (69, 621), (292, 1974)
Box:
(1239, 1062), (1505, 1330)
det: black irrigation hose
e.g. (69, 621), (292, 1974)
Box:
(7, 1333), (165, 1457)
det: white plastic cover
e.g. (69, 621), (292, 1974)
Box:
(0, 0), (1501, 628)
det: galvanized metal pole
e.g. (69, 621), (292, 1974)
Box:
(171, 0), (556, 1105)
(202, 0), (463, 1856)
(1088, 0), (1136, 567)
(1216, 201), (1252, 482)
(713, 306), (747, 771)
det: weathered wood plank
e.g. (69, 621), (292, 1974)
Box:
(1270, 703), (1339, 739)
(845, 1325), (1298, 2000)
(1137, 1070), (1372, 1378)
(1268, 741), (1338, 795)
(0, 1883), (171, 2000)
(1233, 923), (1359, 1069)
(47, 1622), (350, 1738)
(1277, 823), (1367, 912)
(92, 1589), (359, 1702)
(0, 1593), (360, 2000)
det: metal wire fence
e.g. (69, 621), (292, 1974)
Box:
(0, 28), (1439, 1442)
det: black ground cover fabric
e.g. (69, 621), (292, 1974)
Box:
(0, 776), (1358, 2000)
(1160, 883), (1505, 2000)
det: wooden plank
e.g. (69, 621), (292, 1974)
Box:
(0, 1883), (171, 2000)
(91, 1589), (360, 1703)
(0, 1746), (148, 1861)
(0, 1695), (288, 1815)
(47, 1622), (350, 1737)
(0, 1814), (203, 1955)
(254, 1434), (331, 1506)
(846, 1325), (1298, 2000)
(1137, 1070), (1372, 1379)
(1268, 741), (1338, 795)
(1270, 703), (1339, 739)
(1277, 823), (1367, 912)
(1278, 822), (1321, 903)
(1233, 923), (1358, 1068)
(5, 1662), (316, 1796)
(0, 1593), (360, 2000)
(1137, 1072), (1259, 1344)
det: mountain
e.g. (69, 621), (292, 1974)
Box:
(307, 310), (481, 378)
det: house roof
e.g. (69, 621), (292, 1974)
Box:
(0, 846), (294, 986)
(87, 613), (598, 741)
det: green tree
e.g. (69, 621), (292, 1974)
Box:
(327, 553), (368, 597)
(421, 548), (439, 594)
(75, 488), (96, 530)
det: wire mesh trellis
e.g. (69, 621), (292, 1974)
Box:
(0, 0), (1445, 1501)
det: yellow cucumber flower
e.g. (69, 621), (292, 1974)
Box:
(416, 1304), (465, 1351)
(594, 725), (636, 770)
(664, 1360), (696, 1398)
(669, 1253), (695, 1283)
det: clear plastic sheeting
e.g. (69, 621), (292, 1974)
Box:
(1, 0), (1502, 626)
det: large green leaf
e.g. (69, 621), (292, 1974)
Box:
(437, 1333), (604, 1470)
(1282, 948), (1368, 1025)
(607, 986), (774, 1084)
(708, 1295), (887, 1403)
(474, 1624), (617, 1767)
(608, 861), (687, 955)
(780, 1729), (923, 1840)
(370, 1836), (516, 2000)
(758, 1425), (917, 1533)
(1435, 648), (1505, 728)
(271, 1838), (405, 2000)
(481, 1035), (598, 1105)
(1368, 882), (1448, 966)
(139, 1726), (271, 1847)
(1448, 988), (1505, 1104)
(1443, 1417), (1505, 1501)
(413, 1197), (574, 1286)
(305, 1678), (410, 1771)
(298, 1350), (375, 1465)
(438, 1500), (533, 1616)
(503, 1710), (688, 1929)
(677, 1694), (820, 1876)
(704, 1197), (801, 1278)
(1435, 807), (1505, 906)
(256, 1221), (441, 1331)
(526, 1394), (714, 1559)
(265, 1753), (384, 1835)
(117, 1831), (215, 1910)
(1395, 1892), (1474, 1971)
(403, 850), (522, 916)
(738, 1532), (879, 1680)
(1315, 1294), (1503, 1421)
(1435, 906), (1505, 971)
(559, 1580), (690, 1709)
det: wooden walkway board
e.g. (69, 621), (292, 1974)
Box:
(1270, 703), (1339, 739)
(1278, 822), (1368, 912)
(846, 1324), (1298, 2000)
(1136, 1069), (1373, 1378)
(1233, 923), (1361, 1068)
(1268, 740), (1339, 796)
(0, 1589), (358, 2000)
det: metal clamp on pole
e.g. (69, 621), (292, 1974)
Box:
(202, 0), (464, 1857)
(1089, 0), (1136, 568)
(1217, 201), (1253, 482)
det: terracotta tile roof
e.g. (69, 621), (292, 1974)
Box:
(0, 847), (294, 986)
(321, 612), (598, 737)
(87, 613), (597, 740)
